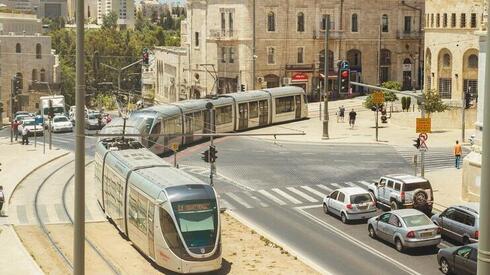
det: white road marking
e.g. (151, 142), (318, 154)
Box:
(287, 187), (318, 202)
(245, 191), (269, 207)
(330, 183), (342, 188)
(272, 188), (302, 204)
(295, 205), (422, 275)
(301, 186), (326, 198)
(358, 180), (372, 187)
(226, 193), (253, 209)
(344, 182), (357, 187)
(316, 184), (332, 192)
(257, 190), (287, 206)
(219, 197), (235, 210)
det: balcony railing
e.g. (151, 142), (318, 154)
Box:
(208, 29), (239, 40)
(314, 29), (343, 39)
(397, 30), (422, 40)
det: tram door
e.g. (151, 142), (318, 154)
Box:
(238, 103), (248, 130)
(295, 96), (302, 119)
(148, 206), (155, 259)
(258, 100), (268, 126)
(184, 115), (193, 144)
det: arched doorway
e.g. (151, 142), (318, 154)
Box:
(402, 58), (413, 90)
(462, 49), (479, 99)
(437, 48), (452, 99)
(264, 74), (279, 88)
(346, 49), (362, 93)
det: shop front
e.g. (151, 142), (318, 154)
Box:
(286, 64), (314, 101)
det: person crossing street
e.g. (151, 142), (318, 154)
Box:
(349, 109), (357, 129)
(454, 140), (462, 169)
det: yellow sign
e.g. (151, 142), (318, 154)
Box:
(372, 91), (385, 105)
(170, 143), (179, 151)
(416, 118), (432, 133)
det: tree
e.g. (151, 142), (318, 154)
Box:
(363, 93), (384, 111)
(102, 11), (118, 30)
(421, 89), (449, 116)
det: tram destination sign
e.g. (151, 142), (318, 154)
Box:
(177, 202), (212, 212)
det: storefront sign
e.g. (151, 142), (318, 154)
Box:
(291, 73), (308, 82)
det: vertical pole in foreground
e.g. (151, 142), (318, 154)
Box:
(375, 108), (379, 141)
(477, 10), (490, 274)
(74, 0), (85, 272)
(420, 102), (426, 178)
(209, 107), (215, 186)
(10, 78), (14, 143)
(462, 89), (466, 142)
(322, 23), (329, 139)
(252, 0), (256, 90)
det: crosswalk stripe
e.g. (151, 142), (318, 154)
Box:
(225, 193), (253, 209)
(257, 190), (287, 206)
(344, 182), (357, 187)
(245, 191), (269, 207)
(358, 180), (372, 187)
(331, 183), (342, 188)
(272, 188), (302, 204)
(316, 184), (332, 192)
(286, 187), (317, 202)
(301, 186), (326, 198)
(219, 197), (235, 210)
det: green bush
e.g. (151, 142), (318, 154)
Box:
(401, 97), (407, 111)
(406, 97), (412, 111)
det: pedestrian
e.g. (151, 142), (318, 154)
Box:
(21, 124), (29, 145)
(339, 106), (345, 122)
(13, 120), (20, 141)
(349, 109), (357, 128)
(454, 140), (462, 169)
(0, 186), (5, 215)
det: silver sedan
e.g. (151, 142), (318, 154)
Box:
(367, 209), (441, 252)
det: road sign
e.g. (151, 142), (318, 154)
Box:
(340, 61), (350, 70)
(416, 118), (432, 133)
(170, 143), (179, 151)
(419, 133), (429, 151)
(372, 91), (385, 105)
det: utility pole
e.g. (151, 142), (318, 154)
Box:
(322, 21), (330, 139)
(252, 0), (256, 90)
(206, 102), (215, 186)
(478, 6), (490, 273)
(462, 87), (468, 143)
(10, 77), (15, 143)
(420, 102), (426, 178)
(74, 0), (86, 272)
(375, 107), (379, 141)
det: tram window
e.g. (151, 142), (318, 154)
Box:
(129, 190), (138, 226)
(275, 96), (294, 114)
(215, 106), (233, 125)
(148, 121), (161, 146)
(159, 208), (184, 251)
(137, 194), (148, 233)
(192, 112), (203, 131)
(249, 102), (258, 118)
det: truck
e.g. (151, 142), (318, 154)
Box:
(39, 95), (66, 121)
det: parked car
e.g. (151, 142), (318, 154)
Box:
(431, 204), (479, 244)
(14, 111), (32, 117)
(368, 174), (434, 214)
(21, 118), (43, 136)
(323, 187), (377, 223)
(85, 112), (105, 130)
(437, 243), (477, 275)
(51, 115), (73, 133)
(367, 209), (441, 252)
(14, 114), (32, 122)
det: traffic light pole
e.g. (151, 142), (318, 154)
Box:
(462, 90), (466, 143)
(375, 108), (379, 142)
(10, 77), (14, 143)
(209, 108), (215, 186)
(322, 24), (329, 140)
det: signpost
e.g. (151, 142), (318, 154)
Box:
(372, 91), (385, 142)
(170, 143), (179, 168)
(418, 132), (429, 177)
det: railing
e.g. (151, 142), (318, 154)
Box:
(396, 30), (422, 39)
(208, 29), (239, 40)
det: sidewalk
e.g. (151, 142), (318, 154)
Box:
(425, 168), (466, 212)
(0, 136), (69, 275)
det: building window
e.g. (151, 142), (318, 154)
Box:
(443, 13), (448, 27)
(404, 16), (412, 33)
(470, 13), (477, 28)
(468, 54), (478, 68)
(194, 32), (199, 47)
(443, 53), (451, 67)
(36, 44), (42, 59)
(431, 14), (434, 27)
(347, 49), (362, 67)
(297, 47), (304, 64)
(221, 47), (226, 63)
(321, 14), (331, 31)
(464, 79), (478, 96)
(425, 14), (429, 28)
(267, 11), (275, 32)
(229, 47), (235, 63)
(32, 69), (37, 82)
(381, 14), (389, 32)
(436, 14), (440, 27)
(460, 13), (466, 28)
(15, 43), (21, 53)
(221, 12), (225, 34)
(451, 13), (456, 27)
(351, 14), (358, 32)
(267, 47), (275, 64)
(380, 49), (391, 83)
(439, 78), (452, 99)
(297, 12), (305, 32)
(40, 69), (46, 82)
(229, 13), (234, 34)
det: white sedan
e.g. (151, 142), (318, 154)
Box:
(51, 115), (73, 133)
(323, 187), (378, 223)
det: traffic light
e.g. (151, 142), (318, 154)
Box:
(465, 92), (472, 109)
(240, 84), (245, 92)
(413, 138), (421, 149)
(201, 149), (210, 163)
(337, 60), (350, 94)
(0, 102), (3, 113)
(12, 76), (22, 95)
(209, 145), (218, 163)
(48, 99), (54, 119)
(142, 48), (149, 65)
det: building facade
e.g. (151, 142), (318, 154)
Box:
(153, 46), (188, 103)
(0, 12), (42, 34)
(424, 0), (484, 102)
(180, 0), (424, 102)
(68, 0), (97, 21)
(97, 0), (135, 28)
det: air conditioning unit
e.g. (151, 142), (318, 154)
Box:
(257, 76), (264, 83)
(283, 77), (292, 85)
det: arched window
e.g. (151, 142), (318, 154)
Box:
(40, 69), (46, 82)
(351, 14), (358, 32)
(468, 54), (478, 68)
(443, 53), (451, 67)
(36, 43), (41, 59)
(16, 43), (21, 53)
(380, 49), (392, 83)
(297, 12), (305, 32)
(267, 11), (275, 32)
(382, 14), (389, 32)
(347, 49), (362, 67)
(32, 69), (38, 82)
(380, 49), (391, 65)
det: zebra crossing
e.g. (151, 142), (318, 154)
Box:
(394, 146), (470, 171)
(219, 179), (375, 210)
(8, 203), (105, 225)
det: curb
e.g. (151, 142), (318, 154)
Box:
(225, 210), (330, 275)
(2, 225), (44, 275)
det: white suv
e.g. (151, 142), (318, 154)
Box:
(323, 187), (378, 223)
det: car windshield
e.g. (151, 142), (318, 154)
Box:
(23, 120), (36, 126)
(54, 117), (69, 122)
(43, 107), (64, 115)
(403, 181), (431, 191)
(350, 194), (373, 204)
(88, 114), (98, 119)
(402, 214), (433, 227)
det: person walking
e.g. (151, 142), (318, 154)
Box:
(349, 109), (357, 129)
(0, 186), (4, 215)
(454, 140), (463, 169)
(21, 124), (29, 145)
(13, 120), (20, 141)
(339, 106), (345, 122)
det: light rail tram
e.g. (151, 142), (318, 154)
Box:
(94, 120), (222, 273)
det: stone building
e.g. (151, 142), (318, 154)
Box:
(97, 0), (135, 28)
(180, 0), (424, 102)
(424, 0), (484, 102)
(153, 46), (189, 103)
(0, 12), (42, 34)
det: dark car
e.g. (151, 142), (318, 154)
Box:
(431, 204), (479, 244)
(437, 243), (477, 275)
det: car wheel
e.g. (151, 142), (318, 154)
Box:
(368, 225), (376, 239)
(341, 212), (348, 224)
(390, 200), (399, 210)
(440, 257), (450, 274)
(395, 238), (404, 252)
(323, 203), (329, 214)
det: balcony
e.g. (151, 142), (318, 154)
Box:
(208, 29), (239, 40)
(397, 30), (422, 40)
(314, 29), (343, 40)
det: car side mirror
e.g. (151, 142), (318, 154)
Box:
(326, 195), (330, 198)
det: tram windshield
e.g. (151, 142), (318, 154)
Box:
(172, 200), (218, 248)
